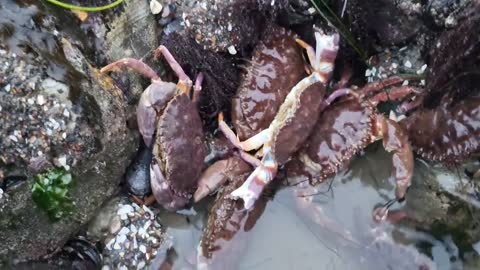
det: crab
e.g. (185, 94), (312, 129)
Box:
(231, 23), (307, 140)
(285, 75), (416, 222)
(100, 46), (205, 211)
(219, 30), (345, 209)
(193, 23), (308, 204)
(196, 162), (272, 269)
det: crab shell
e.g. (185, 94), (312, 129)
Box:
(151, 92), (205, 209)
(231, 24), (306, 140)
(199, 171), (268, 265)
(268, 79), (327, 165)
(286, 96), (375, 185)
(401, 95), (480, 165)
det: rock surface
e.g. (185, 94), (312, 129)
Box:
(0, 37), (137, 263)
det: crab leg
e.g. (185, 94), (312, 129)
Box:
(100, 57), (177, 146)
(100, 58), (160, 81)
(218, 113), (270, 151)
(193, 156), (252, 202)
(319, 88), (359, 111)
(154, 45), (192, 94)
(372, 114), (414, 220)
(192, 72), (204, 105)
(230, 151), (278, 209)
(369, 86), (417, 106)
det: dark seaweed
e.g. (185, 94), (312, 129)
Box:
(161, 32), (240, 128)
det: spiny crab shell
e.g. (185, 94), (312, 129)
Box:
(287, 96), (375, 184)
(151, 92), (205, 210)
(232, 23), (306, 140)
(401, 95), (480, 165)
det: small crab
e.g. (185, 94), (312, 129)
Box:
(101, 46), (205, 211)
(219, 30), (341, 209)
(286, 76), (415, 222)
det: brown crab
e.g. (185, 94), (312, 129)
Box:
(197, 163), (271, 269)
(219, 30), (342, 209)
(231, 23), (307, 140)
(101, 46), (205, 211)
(285, 76), (416, 222)
(193, 24), (308, 203)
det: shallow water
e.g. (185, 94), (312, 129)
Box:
(158, 145), (479, 270)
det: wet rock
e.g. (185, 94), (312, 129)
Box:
(423, 3), (480, 108)
(183, 0), (289, 53)
(79, 0), (161, 103)
(402, 163), (480, 248)
(126, 148), (152, 197)
(0, 38), (137, 263)
(344, 0), (422, 50)
(427, 0), (473, 28)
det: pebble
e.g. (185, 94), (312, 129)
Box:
(102, 200), (166, 269)
(227, 45), (237, 55)
(109, 217), (122, 234)
(137, 261), (146, 269)
(0, 188), (3, 199)
(404, 60), (413, 68)
(149, 0), (163, 14)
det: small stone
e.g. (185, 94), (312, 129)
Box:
(113, 242), (121, 250)
(391, 63), (398, 69)
(118, 204), (134, 216)
(143, 221), (152, 230)
(227, 45), (237, 55)
(4, 84), (11, 92)
(118, 227), (130, 235)
(37, 95), (46, 105)
(142, 205), (154, 219)
(116, 234), (127, 244)
(101, 265), (111, 270)
(130, 224), (138, 234)
(119, 266), (128, 270)
(402, 80), (409, 86)
(137, 261), (146, 269)
(404, 60), (412, 68)
(139, 245), (147, 253)
(109, 216), (122, 234)
(150, 0), (163, 14)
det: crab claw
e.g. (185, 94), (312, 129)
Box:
(230, 152), (278, 209)
(193, 156), (252, 203)
(137, 81), (177, 146)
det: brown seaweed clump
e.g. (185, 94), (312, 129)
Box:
(183, 0), (289, 53)
(161, 32), (240, 128)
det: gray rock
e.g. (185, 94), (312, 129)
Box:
(0, 39), (138, 262)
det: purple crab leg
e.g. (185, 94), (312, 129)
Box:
(154, 45), (192, 94)
(192, 72), (204, 105)
(369, 86), (417, 106)
(319, 88), (359, 111)
(100, 58), (160, 81)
